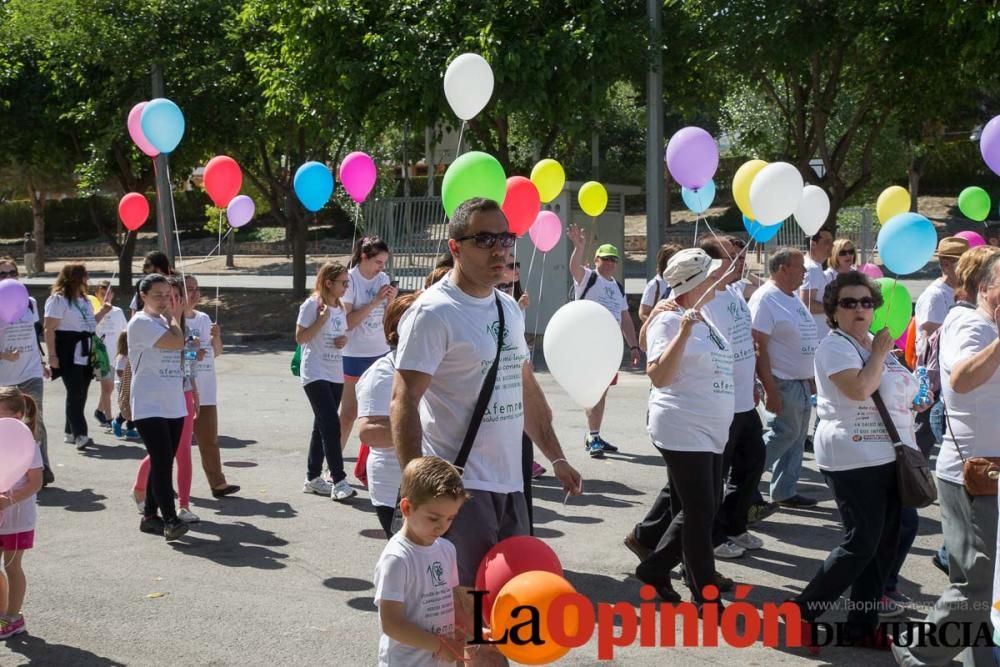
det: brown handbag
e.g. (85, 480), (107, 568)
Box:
(944, 408), (1000, 496)
(871, 390), (938, 508)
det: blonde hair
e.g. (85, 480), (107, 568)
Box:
(956, 246), (1000, 301)
(400, 456), (467, 508)
(0, 385), (38, 436)
(313, 262), (347, 308)
(830, 238), (856, 270)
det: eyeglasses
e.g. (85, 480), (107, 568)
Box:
(0, 270), (17, 278)
(455, 232), (517, 249)
(837, 297), (876, 310)
(334, 279), (350, 287)
(505, 263), (515, 270)
(597, 256), (618, 263)
(838, 249), (856, 257)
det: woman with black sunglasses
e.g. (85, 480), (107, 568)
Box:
(824, 239), (858, 280)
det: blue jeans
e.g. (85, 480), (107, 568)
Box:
(763, 378), (811, 502)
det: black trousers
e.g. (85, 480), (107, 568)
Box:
(637, 448), (723, 603)
(794, 461), (900, 631)
(376, 505), (395, 539)
(303, 380), (345, 483)
(521, 433), (534, 536)
(136, 416), (184, 522)
(713, 409), (766, 544)
(61, 363), (92, 437)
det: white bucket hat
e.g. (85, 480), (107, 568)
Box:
(662, 248), (723, 297)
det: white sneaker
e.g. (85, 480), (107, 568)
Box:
(177, 508), (200, 524)
(74, 435), (93, 450)
(728, 531), (764, 550)
(303, 477), (333, 495)
(330, 479), (357, 502)
(714, 540), (746, 559)
(63, 434), (74, 444)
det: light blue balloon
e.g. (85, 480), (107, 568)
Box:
(743, 215), (781, 243)
(682, 179), (716, 214)
(294, 161), (335, 212)
(140, 98), (185, 154)
(877, 212), (937, 275)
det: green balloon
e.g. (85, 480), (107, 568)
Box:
(958, 186), (991, 222)
(441, 151), (507, 217)
(870, 277), (912, 339)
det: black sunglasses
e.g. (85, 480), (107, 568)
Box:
(837, 297), (875, 310)
(456, 232), (517, 249)
(838, 249), (856, 257)
(0, 269), (17, 278)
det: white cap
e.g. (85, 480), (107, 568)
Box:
(662, 248), (723, 297)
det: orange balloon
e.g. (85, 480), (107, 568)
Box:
(491, 570), (578, 665)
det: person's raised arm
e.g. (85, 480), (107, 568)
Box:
(828, 329), (893, 400)
(646, 312), (697, 388)
(295, 301), (330, 344)
(391, 369), (432, 468)
(950, 307), (1000, 394)
(153, 294), (186, 351)
(567, 224), (586, 285)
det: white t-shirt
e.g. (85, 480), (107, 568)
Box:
(396, 276), (530, 493)
(344, 267), (391, 358)
(296, 296), (347, 385)
(915, 278), (954, 357)
(937, 305), (1000, 484)
(95, 306), (127, 354)
(749, 281), (818, 381)
(185, 311), (218, 406)
(702, 285), (756, 412)
(357, 354), (401, 508)
(574, 267), (627, 323)
(127, 311), (186, 420)
(0, 297), (43, 385)
(44, 294), (97, 365)
(813, 332), (919, 471)
(646, 311), (734, 453)
(640, 276), (670, 308)
(800, 256), (832, 339)
(374, 532), (459, 667)
(0, 441), (43, 534)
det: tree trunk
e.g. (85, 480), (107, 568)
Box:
(119, 231), (137, 295)
(28, 186), (46, 270)
(907, 154), (926, 213)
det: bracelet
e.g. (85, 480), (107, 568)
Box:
(630, 345), (639, 351)
(550, 458), (567, 466)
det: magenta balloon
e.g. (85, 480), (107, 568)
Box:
(0, 418), (36, 491)
(665, 126), (719, 190)
(980, 116), (1000, 177)
(340, 151), (377, 204)
(127, 102), (160, 158)
(528, 211), (562, 252)
(858, 263), (883, 279)
(226, 195), (255, 228)
(955, 230), (986, 248)
(0, 279), (29, 325)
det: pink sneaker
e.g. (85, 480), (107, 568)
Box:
(531, 461), (546, 479)
(0, 615), (25, 639)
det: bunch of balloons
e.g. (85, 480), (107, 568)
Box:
(130, 98), (185, 155)
(544, 301), (623, 408)
(203, 155), (258, 229)
(733, 159), (826, 234)
(743, 215), (782, 243)
(681, 179), (716, 214)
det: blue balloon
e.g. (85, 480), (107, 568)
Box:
(877, 212), (937, 275)
(140, 98), (185, 154)
(743, 215), (781, 243)
(682, 179), (716, 214)
(294, 161), (335, 212)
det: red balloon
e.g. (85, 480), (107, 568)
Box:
(203, 155), (243, 208)
(501, 176), (541, 237)
(118, 193), (150, 231)
(475, 535), (562, 624)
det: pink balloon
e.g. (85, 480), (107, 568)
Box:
(955, 230), (986, 248)
(858, 263), (883, 279)
(227, 195), (255, 228)
(0, 418), (36, 491)
(339, 152), (377, 204)
(528, 211), (562, 253)
(895, 331), (908, 351)
(127, 102), (160, 158)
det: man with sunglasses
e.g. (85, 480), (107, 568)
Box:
(799, 228), (834, 340)
(567, 224), (641, 458)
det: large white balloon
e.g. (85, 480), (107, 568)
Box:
(443, 53), (494, 121)
(748, 162), (804, 226)
(793, 185), (831, 236)
(543, 301), (624, 409)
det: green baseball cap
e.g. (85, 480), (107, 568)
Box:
(595, 243), (619, 259)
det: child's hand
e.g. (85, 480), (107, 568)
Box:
(333, 335), (348, 349)
(0, 494), (12, 510)
(433, 635), (468, 662)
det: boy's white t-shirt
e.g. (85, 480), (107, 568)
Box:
(800, 256), (832, 339)
(374, 533), (459, 667)
(937, 305), (1000, 484)
(702, 285), (756, 412)
(185, 311), (218, 406)
(646, 311), (735, 453)
(640, 276), (670, 308)
(357, 353), (401, 508)
(0, 441), (43, 534)
(395, 276), (530, 493)
(574, 267), (627, 323)
(813, 332), (919, 471)
(95, 305), (127, 355)
(344, 266), (392, 358)
(127, 312), (186, 420)
(44, 294), (96, 365)
(0, 297), (43, 385)
(296, 296), (347, 385)
(748, 281), (819, 380)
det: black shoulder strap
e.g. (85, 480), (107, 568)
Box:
(834, 331), (904, 446)
(616, 279), (625, 297)
(579, 271), (599, 300)
(454, 294), (505, 471)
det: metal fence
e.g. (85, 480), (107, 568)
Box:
(362, 196), (445, 288)
(764, 206), (875, 267)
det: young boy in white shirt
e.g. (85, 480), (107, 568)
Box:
(373, 457), (470, 666)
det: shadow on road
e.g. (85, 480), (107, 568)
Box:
(172, 520), (290, 569)
(191, 495), (297, 520)
(218, 435), (257, 449)
(37, 487), (107, 512)
(3, 634), (126, 666)
(79, 443), (147, 461)
(347, 596), (377, 613)
(323, 576), (373, 592)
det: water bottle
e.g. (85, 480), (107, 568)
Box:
(914, 366), (930, 407)
(183, 335), (198, 378)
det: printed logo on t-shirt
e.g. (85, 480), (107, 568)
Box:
(428, 561), (447, 587)
(487, 320), (517, 352)
(603, 285), (617, 300)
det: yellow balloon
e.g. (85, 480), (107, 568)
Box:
(732, 159), (768, 219)
(876, 185), (910, 225)
(86, 294), (102, 314)
(530, 159), (565, 203)
(578, 181), (608, 217)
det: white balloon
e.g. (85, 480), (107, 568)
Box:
(793, 185), (831, 236)
(443, 53), (494, 121)
(748, 161), (804, 226)
(543, 301), (624, 409)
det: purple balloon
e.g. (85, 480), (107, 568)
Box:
(0, 279), (29, 325)
(665, 126), (719, 190)
(981, 115), (1000, 177)
(227, 195), (255, 228)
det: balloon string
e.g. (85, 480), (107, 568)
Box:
(215, 209), (223, 323)
(164, 161), (190, 306)
(508, 239), (517, 296)
(530, 252), (546, 362)
(526, 244), (538, 291)
(351, 202), (360, 270)
(435, 120), (468, 259)
(689, 241), (751, 311)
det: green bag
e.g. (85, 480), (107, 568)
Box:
(91, 335), (111, 377)
(290, 344), (302, 377)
